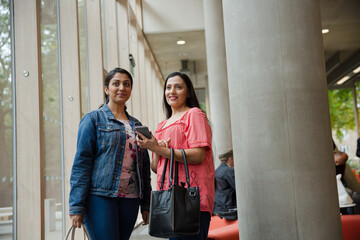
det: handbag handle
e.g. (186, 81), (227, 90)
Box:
(160, 148), (174, 190)
(179, 149), (191, 188)
(169, 148), (192, 188)
(160, 148), (192, 189)
(64, 224), (90, 240)
(168, 148), (175, 188)
(160, 152), (169, 190)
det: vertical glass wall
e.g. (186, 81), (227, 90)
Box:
(100, 0), (107, 70)
(0, 1), (13, 239)
(40, 0), (62, 239)
(78, 0), (89, 117)
(195, 88), (206, 114)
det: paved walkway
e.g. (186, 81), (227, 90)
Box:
(130, 223), (162, 240)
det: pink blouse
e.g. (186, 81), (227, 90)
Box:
(154, 107), (215, 214)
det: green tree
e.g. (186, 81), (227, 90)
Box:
(40, 0), (63, 202)
(328, 86), (358, 141)
(0, 0), (13, 207)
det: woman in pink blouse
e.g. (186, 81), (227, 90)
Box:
(137, 72), (215, 240)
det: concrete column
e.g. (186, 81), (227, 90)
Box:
(203, 0), (232, 166)
(222, 1), (343, 239)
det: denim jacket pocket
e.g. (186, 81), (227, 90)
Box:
(97, 123), (122, 145)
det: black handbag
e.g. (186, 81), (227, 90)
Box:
(148, 148), (200, 238)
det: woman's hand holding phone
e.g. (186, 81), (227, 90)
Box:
(136, 128), (158, 151)
(134, 126), (151, 139)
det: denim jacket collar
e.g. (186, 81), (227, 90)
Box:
(100, 104), (116, 120)
(100, 103), (139, 124)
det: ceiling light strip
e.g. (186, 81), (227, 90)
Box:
(336, 76), (350, 85)
(353, 66), (360, 74)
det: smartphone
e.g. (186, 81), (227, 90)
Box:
(134, 126), (151, 139)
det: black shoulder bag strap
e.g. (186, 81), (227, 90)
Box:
(180, 149), (191, 188)
(160, 152), (169, 190)
(162, 148), (191, 189)
(168, 148), (175, 188)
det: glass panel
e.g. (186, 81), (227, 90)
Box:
(100, 0), (107, 70)
(195, 88), (206, 114)
(129, 21), (137, 77)
(40, 0), (62, 239)
(78, 0), (89, 116)
(0, 1), (14, 239)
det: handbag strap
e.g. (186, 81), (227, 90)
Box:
(164, 148), (191, 188)
(174, 162), (179, 186)
(160, 156), (168, 190)
(180, 149), (191, 188)
(168, 148), (174, 188)
(64, 224), (90, 240)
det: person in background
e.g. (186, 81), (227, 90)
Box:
(333, 140), (348, 182)
(213, 149), (237, 220)
(356, 138), (360, 157)
(137, 72), (215, 240)
(333, 139), (360, 214)
(69, 68), (151, 240)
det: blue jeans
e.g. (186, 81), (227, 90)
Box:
(84, 194), (140, 240)
(169, 211), (211, 240)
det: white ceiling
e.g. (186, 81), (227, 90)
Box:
(142, 0), (204, 34)
(321, 0), (360, 57)
(143, 0), (360, 89)
(143, 0), (207, 88)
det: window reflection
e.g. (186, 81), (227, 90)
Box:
(40, 0), (62, 239)
(0, 0), (14, 239)
(78, 0), (89, 117)
(195, 88), (207, 115)
(100, 0), (107, 71)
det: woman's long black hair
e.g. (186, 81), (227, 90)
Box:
(163, 72), (200, 119)
(100, 67), (133, 109)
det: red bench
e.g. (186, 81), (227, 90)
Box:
(208, 215), (360, 240)
(341, 215), (360, 240)
(207, 216), (238, 240)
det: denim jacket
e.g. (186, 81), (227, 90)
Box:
(69, 104), (151, 215)
(213, 162), (236, 214)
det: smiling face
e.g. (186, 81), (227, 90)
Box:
(104, 72), (132, 105)
(165, 75), (189, 110)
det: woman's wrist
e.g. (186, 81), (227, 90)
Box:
(155, 145), (172, 159)
(152, 145), (164, 156)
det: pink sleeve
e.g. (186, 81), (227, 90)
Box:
(185, 108), (212, 149)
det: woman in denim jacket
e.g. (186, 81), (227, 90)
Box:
(69, 68), (151, 240)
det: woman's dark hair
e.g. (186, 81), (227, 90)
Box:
(163, 72), (200, 119)
(104, 67), (133, 89)
(100, 67), (133, 109)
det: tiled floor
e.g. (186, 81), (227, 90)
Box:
(0, 216), (161, 240)
(130, 223), (162, 240)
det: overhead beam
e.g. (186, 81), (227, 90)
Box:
(325, 51), (340, 74)
(327, 50), (360, 88)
